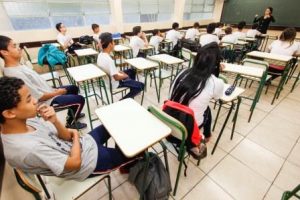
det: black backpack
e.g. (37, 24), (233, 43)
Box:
(129, 153), (171, 200)
(180, 38), (201, 52)
(79, 35), (94, 45)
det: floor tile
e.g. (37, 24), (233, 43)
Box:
(274, 161), (300, 192)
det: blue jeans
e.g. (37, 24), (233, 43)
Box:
(118, 69), (144, 99)
(89, 125), (130, 172)
(50, 85), (85, 124)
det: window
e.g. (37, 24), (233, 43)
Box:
(1, 0), (111, 31)
(122, 0), (174, 23)
(184, 0), (215, 20)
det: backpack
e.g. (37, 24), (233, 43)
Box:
(129, 153), (171, 200)
(79, 35), (94, 45)
(180, 38), (201, 52)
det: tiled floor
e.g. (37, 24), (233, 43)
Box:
(2, 67), (300, 200)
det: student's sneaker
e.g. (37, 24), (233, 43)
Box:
(77, 113), (85, 119)
(66, 122), (87, 129)
(188, 143), (207, 160)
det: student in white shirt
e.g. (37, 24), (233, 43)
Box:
(149, 29), (164, 54)
(185, 22), (200, 41)
(170, 42), (224, 159)
(92, 24), (101, 45)
(129, 26), (148, 57)
(199, 23), (220, 47)
(267, 27), (300, 80)
(221, 26), (238, 44)
(97, 33), (144, 99)
(214, 22), (224, 37)
(233, 21), (246, 40)
(166, 22), (183, 49)
(246, 23), (261, 38)
(56, 23), (74, 49)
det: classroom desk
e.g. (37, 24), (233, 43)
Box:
(74, 48), (98, 65)
(159, 39), (173, 53)
(125, 57), (159, 104)
(113, 45), (132, 69)
(211, 84), (245, 155)
(239, 37), (256, 42)
(246, 51), (294, 104)
(140, 45), (155, 56)
(67, 64), (108, 129)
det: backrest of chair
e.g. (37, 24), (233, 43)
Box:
(14, 169), (42, 194)
(148, 105), (187, 141)
(181, 48), (191, 60)
(23, 46), (32, 62)
(242, 58), (269, 71)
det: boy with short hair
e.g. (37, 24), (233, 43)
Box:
(185, 22), (200, 41)
(199, 23), (220, 47)
(246, 23), (261, 38)
(0, 76), (132, 180)
(221, 26), (238, 44)
(149, 29), (164, 54)
(92, 23), (101, 44)
(233, 21), (247, 40)
(166, 22), (183, 49)
(129, 26), (148, 57)
(97, 32), (144, 99)
(56, 23), (74, 49)
(0, 35), (86, 129)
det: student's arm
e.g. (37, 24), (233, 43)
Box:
(253, 15), (261, 23)
(113, 71), (129, 81)
(39, 88), (67, 101)
(141, 32), (149, 46)
(64, 130), (81, 171)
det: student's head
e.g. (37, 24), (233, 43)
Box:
(265, 7), (273, 15)
(55, 22), (67, 33)
(153, 29), (161, 36)
(92, 24), (100, 34)
(172, 22), (179, 30)
(237, 21), (246, 30)
(225, 27), (232, 35)
(99, 32), (114, 51)
(193, 22), (200, 29)
(0, 36), (22, 61)
(279, 27), (296, 42)
(171, 42), (221, 105)
(252, 23), (259, 30)
(132, 26), (142, 36)
(207, 23), (216, 34)
(216, 22), (223, 28)
(0, 77), (38, 124)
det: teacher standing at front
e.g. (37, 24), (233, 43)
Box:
(253, 7), (275, 34)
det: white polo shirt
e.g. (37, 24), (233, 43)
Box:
(221, 34), (238, 44)
(185, 28), (200, 41)
(246, 29), (261, 38)
(97, 52), (119, 89)
(57, 33), (73, 47)
(233, 31), (246, 40)
(129, 36), (145, 57)
(269, 40), (300, 56)
(199, 34), (220, 47)
(149, 35), (163, 54)
(166, 29), (182, 47)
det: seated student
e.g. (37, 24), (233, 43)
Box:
(149, 29), (164, 54)
(233, 21), (247, 40)
(129, 26), (148, 57)
(0, 76), (135, 181)
(214, 22), (224, 37)
(267, 27), (300, 80)
(185, 22), (200, 41)
(221, 27), (238, 44)
(97, 32), (144, 99)
(0, 35), (87, 129)
(166, 22), (183, 50)
(56, 23), (75, 50)
(246, 23), (261, 38)
(170, 42), (224, 157)
(199, 23), (220, 47)
(92, 23), (101, 44)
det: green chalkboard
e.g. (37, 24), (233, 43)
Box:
(221, 0), (300, 27)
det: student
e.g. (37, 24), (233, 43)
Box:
(214, 22), (224, 37)
(149, 29), (164, 54)
(267, 27), (300, 79)
(185, 22), (200, 41)
(221, 27), (238, 44)
(199, 23), (220, 47)
(129, 26), (148, 57)
(233, 21), (246, 40)
(0, 76), (135, 181)
(0, 35), (87, 129)
(97, 32), (144, 99)
(92, 23), (101, 44)
(166, 22), (183, 49)
(56, 23), (74, 49)
(253, 7), (275, 34)
(170, 42), (224, 157)
(246, 24), (261, 38)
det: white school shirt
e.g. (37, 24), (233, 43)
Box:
(221, 34), (238, 44)
(166, 29), (182, 47)
(199, 34), (220, 47)
(246, 29), (261, 38)
(268, 40), (300, 56)
(93, 33), (101, 44)
(57, 33), (73, 47)
(129, 36), (145, 57)
(185, 28), (200, 41)
(149, 35), (163, 54)
(214, 28), (224, 37)
(97, 52), (119, 89)
(233, 31), (246, 40)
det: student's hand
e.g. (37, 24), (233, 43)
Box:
(55, 88), (67, 95)
(69, 129), (80, 140)
(141, 32), (146, 39)
(37, 105), (57, 123)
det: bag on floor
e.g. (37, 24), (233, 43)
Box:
(129, 152), (171, 200)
